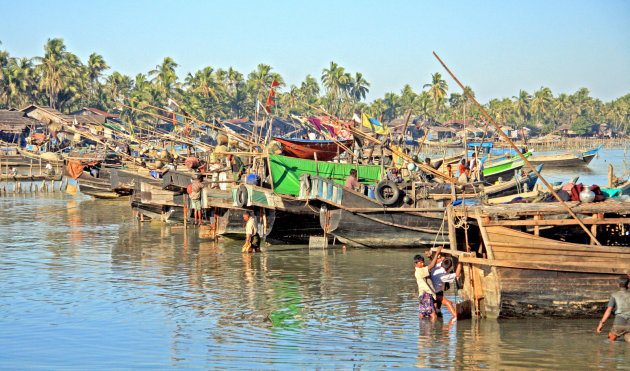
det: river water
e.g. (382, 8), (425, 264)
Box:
(1, 148), (629, 368)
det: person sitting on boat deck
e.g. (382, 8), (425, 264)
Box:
(90, 164), (100, 178)
(422, 157), (435, 181)
(597, 275), (630, 343)
(458, 159), (467, 177)
(242, 212), (261, 253)
(9, 167), (18, 176)
(387, 167), (404, 183)
(344, 169), (361, 191)
(445, 164), (453, 178)
(189, 174), (205, 225)
(44, 163), (54, 176)
(226, 153), (246, 183)
(457, 166), (470, 183)
(426, 249), (462, 319)
(414, 245), (443, 320)
(307, 130), (317, 140)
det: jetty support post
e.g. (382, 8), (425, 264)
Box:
(608, 164), (614, 188)
(447, 205), (457, 249)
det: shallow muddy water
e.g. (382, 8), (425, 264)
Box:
(1, 147), (629, 368)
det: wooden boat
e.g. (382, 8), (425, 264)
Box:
(482, 153), (530, 183)
(442, 200), (630, 319)
(273, 137), (353, 161)
(411, 164), (542, 203)
(298, 175), (449, 247)
(76, 167), (121, 198)
(213, 184), (322, 243)
(528, 145), (602, 168)
(109, 167), (162, 196)
(18, 148), (65, 166)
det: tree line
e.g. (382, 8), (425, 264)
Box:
(1, 38), (628, 135)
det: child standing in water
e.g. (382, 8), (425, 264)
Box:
(414, 245), (443, 320)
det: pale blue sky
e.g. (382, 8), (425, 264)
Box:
(1, 0), (629, 103)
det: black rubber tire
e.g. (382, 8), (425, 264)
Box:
(236, 184), (248, 207)
(375, 180), (400, 206)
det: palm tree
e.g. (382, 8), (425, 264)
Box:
(321, 61), (350, 114)
(247, 63), (274, 105)
(530, 87), (553, 127)
(300, 74), (320, 103)
(185, 66), (222, 102)
(351, 72), (370, 102)
(149, 57), (179, 99)
(382, 92), (400, 122)
(423, 72), (448, 117)
(35, 38), (69, 108)
(87, 53), (109, 105)
(416, 92), (433, 121)
(513, 90), (531, 128)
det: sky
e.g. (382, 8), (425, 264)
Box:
(1, 0), (629, 104)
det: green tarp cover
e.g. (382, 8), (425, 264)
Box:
(269, 154), (382, 195)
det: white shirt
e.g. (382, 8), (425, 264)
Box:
(245, 217), (257, 236)
(430, 261), (457, 292)
(308, 132), (317, 140)
(415, 266), (436, 298)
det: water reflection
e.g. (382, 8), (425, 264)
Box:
(1, 193), (629, 368)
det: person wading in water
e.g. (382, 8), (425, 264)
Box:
(597, 275), (630, 342)
(242, 212), (261, 253)
(414, 245), (443, 320)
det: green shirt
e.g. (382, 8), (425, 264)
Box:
(609, 289), (630, 325)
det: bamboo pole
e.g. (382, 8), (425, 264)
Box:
(433, 51), (601, 246)
(398, 108), (413, 151)
(121, 97), (255, 146)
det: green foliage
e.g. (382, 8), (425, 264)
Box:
(0, 39), (628, 136)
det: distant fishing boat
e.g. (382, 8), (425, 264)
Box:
(273, 137), (353, 161)
(482, 152), (531, 183)
(528, 145), (602, 168)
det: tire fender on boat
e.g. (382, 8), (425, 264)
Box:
(375, 180), (400, 206)
(236, 184), (248, 207)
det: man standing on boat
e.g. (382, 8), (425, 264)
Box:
(414, 245), (443, 320)
(226, 153), (245, 183)
(344, 169), (361, 191)
(597, 275), (630, 343)
(189, 174), (205, 225)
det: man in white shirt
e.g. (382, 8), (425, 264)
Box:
(414, 245), (443, 320)
(242, 212), (261, 253)
(428, 251), (462, 319)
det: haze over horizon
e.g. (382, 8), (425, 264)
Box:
(1, 0), (629, 104)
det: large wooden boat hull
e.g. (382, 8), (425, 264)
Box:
(463, 265), (620, 318)
(217, 185), (322, 243)
(300, 176), (449, 247)
(110, 168), (161, 195)
(322, 205), (448, 248)
(77, 168), (122, 198)
(274, 137), (353, 161)
(447, 209), (630, 318)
